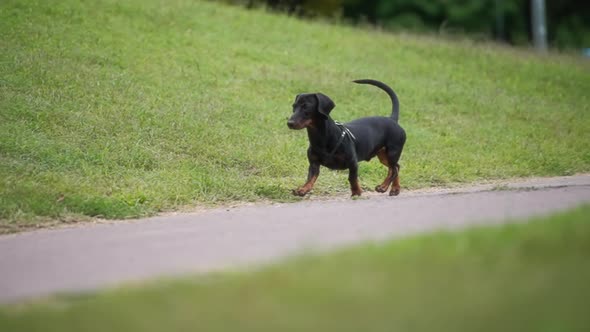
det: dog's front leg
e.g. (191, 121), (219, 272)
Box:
(293, 162), (320, 196)
(348, 163), (362, 196)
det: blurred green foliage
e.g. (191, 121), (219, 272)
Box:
(228, 0), (590, 49)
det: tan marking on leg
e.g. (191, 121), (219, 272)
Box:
(376, 148), (389, 167)
(375, 167), (393, 193)
(375, 148), (393, 193)
(350, 179), (362, 196)
(389, 165), (401, 196)
(294, 174), (318, 196)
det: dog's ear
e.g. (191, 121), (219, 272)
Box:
(314, 93), (335, 118)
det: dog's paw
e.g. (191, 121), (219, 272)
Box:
(389, 188), (400, 196)
(375, 185), (388, 193)
(292, 188), (309, 197)
(351, 189), (363, 197)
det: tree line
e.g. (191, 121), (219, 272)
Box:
(223, 0), (589, 49)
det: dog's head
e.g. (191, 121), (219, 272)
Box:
(287, 93), (335, 130)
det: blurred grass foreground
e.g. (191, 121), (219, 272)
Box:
(1, 205), (589, 331)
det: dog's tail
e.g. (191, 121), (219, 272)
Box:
(353, 79), (400, 123)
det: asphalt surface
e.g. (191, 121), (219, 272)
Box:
(1, 175), (589, 304)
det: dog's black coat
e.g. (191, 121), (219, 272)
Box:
(287, 79), (406, 197)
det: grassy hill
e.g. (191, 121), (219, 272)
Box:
(1, 0), (589, 228)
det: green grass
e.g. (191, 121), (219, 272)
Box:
(1, 205), (589, 331)
(1, 0), (589, 228)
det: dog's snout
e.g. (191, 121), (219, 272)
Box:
(287, 120), (296, 129)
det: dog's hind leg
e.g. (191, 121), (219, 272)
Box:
(390, 164), (401, 196)
(387, 147), (402, 196)
(375, 148), (394, 193)
(376, 147), (402, 196)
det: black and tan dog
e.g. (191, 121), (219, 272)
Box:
(287, 79), (406, 197)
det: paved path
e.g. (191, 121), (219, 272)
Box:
(1, 175), (589, 303)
